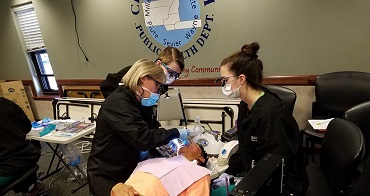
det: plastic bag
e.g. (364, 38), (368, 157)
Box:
(60, 141), (87, 182)
(61, 142), (81, 166)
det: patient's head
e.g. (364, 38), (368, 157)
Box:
(178, 142), (208, 167)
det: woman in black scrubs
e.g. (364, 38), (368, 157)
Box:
(214, 42), (308, 195)
(87, 59), (189, 196)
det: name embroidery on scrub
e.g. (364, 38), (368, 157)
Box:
(251, 136), (258, 142)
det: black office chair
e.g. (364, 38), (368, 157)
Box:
(264, 85), (297, 114)
(344, 100), (370, 171)
(303, 71), (370, 163)
(0, 164), (40, 195)
(305, 118), (365, 196)
(351, 155), (370, 196)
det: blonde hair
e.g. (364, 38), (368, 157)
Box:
(122, 59), (165, 92)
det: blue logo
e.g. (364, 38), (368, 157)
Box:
(131, 0), (216, 59)
(142, 0), (201, 48)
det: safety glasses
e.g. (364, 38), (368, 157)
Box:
(147, 75), (165, 94)
(162, 62), (180, 79)
(214, 75), (236, 87)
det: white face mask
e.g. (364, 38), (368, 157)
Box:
(161, 62), (179, 85)
(222, 80), (242, 99)
(165, 73), (176, 84)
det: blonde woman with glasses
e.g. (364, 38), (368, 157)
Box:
(88, 59), (189, 196)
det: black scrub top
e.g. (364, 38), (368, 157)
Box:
(0, 97), (40, 177)
(100, 66), (131, 99)
(225, 92), (308, 195)
(87, 86), (179, 196)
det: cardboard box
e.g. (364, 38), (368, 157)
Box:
(0, 81), (35, 121)
(64, 86), (104, 99)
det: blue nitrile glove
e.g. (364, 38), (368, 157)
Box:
(41, 117), (52, 123)
(31, 121), (43, 128)
(178, 129), (190, 141)
(138, 150), (148, 161)
(212, 173), (235, 190)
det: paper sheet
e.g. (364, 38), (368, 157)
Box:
(133, 155), (211, 196)
(308, 118), (334, 131)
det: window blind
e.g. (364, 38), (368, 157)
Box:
(13, 3), (45, 51)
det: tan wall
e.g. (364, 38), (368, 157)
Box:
(1, 0), (370, 81)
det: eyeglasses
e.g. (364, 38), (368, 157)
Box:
(162, 62), (180, 79)
(214, 75), (236, 87)
(147, 75), (165, 94)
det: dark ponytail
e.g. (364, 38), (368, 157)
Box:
(221, 42), (264, 89)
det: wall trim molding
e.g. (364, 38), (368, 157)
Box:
(171, 75), (318, 86)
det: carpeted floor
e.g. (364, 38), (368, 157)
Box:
(5, 141), (91, 196)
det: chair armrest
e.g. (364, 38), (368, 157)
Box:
(229, 154), (284, 196)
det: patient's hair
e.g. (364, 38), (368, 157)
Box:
(198, 144), (208, 167)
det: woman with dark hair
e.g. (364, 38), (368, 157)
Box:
(213, 42), (308, 195)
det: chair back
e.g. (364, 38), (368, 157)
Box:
(313, 71), (370, 118)
(157, 88), (187, 125)
(344, 100), (370, 158)
(0, 164), (39, 195)
(320, 118), (365, 195)
(264, 85), (297, 114)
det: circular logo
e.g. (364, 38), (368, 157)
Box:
(132, 0), (216, 61)
(142, 0), (201, 47)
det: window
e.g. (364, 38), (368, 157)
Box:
(29, 49), (58, 91)
(12, 3), (58, 94)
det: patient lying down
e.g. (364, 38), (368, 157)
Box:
(123, 141), (210, 196)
